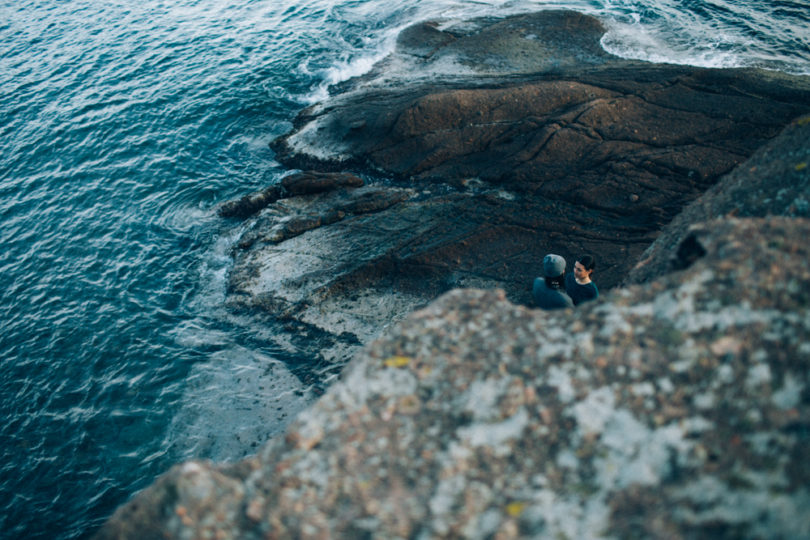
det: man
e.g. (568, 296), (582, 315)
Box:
(565, 254), (599, 306)
(533, 254), (574, 310)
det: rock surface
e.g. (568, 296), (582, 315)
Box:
(93, 10), (810, 540)
(96, 212), (810, 539)
(628, 113), (810, 284)
(220, 11), (810, 363)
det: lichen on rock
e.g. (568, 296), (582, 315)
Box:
(96, 213), (810, 539)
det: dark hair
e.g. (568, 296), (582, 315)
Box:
(545, 275), (565, 290)
(578, 255), (596, 271)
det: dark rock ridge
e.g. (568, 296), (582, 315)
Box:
(223, 10), (810, 364)
(94, 117), (810, 537)
(218, 171), (365, 219)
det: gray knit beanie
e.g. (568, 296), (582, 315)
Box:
(543, 254), (566, 277)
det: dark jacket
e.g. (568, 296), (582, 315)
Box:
(565, 273), (599, 306)
(532, 277), (574, 310)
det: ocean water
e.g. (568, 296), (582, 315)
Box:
(0, 0), (808, 538)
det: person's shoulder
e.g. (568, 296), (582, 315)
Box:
(533, 282), (572, 309)
(549, 287), (573, 306)
(564, 272), (576, 289)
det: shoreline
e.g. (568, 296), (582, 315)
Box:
(221, 11), (810, 367)
(94, 10), (810, 539)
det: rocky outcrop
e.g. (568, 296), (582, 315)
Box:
(628, 114), (810, 284)
(218, 171), (365, 219)
(219, 11), (810, 364)
(93, 11), (810, 540)
(96, 211), (810, 539)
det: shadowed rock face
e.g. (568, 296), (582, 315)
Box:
(628, 114), (810, 284)
(224, 11), (810, 362)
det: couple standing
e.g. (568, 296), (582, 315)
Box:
(532, 254), (598, 310)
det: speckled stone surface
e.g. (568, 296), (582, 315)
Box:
(96, 213), (810, 539)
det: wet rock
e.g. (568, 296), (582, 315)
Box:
(281, 170), (364, 196)
(395, 21), (456, 60)
(217, 184), (284, 219)
(218, 171), (364, 219)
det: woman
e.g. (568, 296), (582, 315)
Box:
(565, 254), (599, 306)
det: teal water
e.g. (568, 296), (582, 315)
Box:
(1, 1), (808, 538)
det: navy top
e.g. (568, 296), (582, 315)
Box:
(565, 273), (599, 306)
(533, 277), (574, 310)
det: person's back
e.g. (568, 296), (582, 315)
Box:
(533, 276), (574, 310)
(533, 254), (574, 310)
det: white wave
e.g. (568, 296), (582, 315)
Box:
(600, 20), (744, 69)
(294, 0), (810, 99)
(308, 46), (396, 103)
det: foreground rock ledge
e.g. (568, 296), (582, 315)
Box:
(96, 214), (810, 538)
